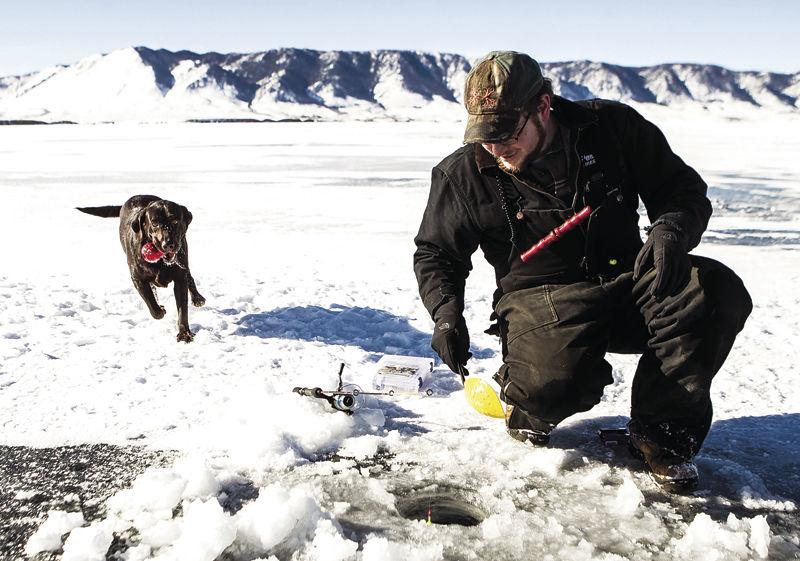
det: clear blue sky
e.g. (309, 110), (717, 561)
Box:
(1, 0), (798, 76)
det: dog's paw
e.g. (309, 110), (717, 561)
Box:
(177, 328), (194, 343)
(151, 305), (167, 320)
(192, 295), (206, 307)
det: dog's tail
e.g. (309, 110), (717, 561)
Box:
(76, 205), (122, 218)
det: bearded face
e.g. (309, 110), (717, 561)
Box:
(479, 90), (555, 174)
(494, 113), (549, 174)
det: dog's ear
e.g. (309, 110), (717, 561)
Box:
(180, 205), (193, 226)
(131, 211), (146, 236)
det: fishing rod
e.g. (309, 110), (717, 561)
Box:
(293, 362), (433, 415)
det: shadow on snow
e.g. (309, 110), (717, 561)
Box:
(558, 413), (800, 507)
(234, 304), (496, 360)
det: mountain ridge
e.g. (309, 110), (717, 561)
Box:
(1, 46), (797, 123)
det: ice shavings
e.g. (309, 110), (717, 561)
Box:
(613, 476), (644, 515)
(138, 518), (181, 549)
(151, 499), (236, 561)
(481, 512), (529, 555)
(748, 515), (772, 558)
(23, 509), (85, 556)
(361, 536), (443, 561)
(99, 462), (234, 558)
(305, 518), (359, 561)
(60, 520), (115, 561)
(675, 512), (771, 560)
(51, 461), (353, 560)
(174, 455), (220, 500)
(740, 485), (797, 512)
(233, 483), (357, 560)
(507, 447), (571, 478)
(337, 434), (383, 459)
(235, 484), (322, 553)
(107, 468), (187, 519)
(282, 400), (386, 458)
(482, 509), (645, 561)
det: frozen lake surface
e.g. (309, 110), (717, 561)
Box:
(1, 112), (799, 560)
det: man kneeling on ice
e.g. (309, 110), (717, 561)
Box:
(413, 51), (752, 492)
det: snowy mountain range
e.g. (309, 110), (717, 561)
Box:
(1, 46), (798, 123)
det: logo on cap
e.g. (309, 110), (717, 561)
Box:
(467, 87), (499, 111)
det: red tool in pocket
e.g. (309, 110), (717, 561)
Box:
(520, 205), (593, 263)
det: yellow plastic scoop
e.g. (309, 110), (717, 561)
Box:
(464, 377), (505, 418)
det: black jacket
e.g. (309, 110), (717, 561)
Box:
(413, 96), (712, 320)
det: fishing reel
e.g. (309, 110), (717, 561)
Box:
(292, 384), (362, 415)
(293, 363), (375, 415)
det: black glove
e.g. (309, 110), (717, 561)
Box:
(431, 310), (472, 379)
(633, 221), (691, 298)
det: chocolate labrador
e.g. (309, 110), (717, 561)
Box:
(77, 195), (205, 342)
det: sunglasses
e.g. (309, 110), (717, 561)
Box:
(488, 113), (530, 147)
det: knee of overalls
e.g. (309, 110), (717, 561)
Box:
(694, 256), (752, 331)
(497, 357), (613, 424)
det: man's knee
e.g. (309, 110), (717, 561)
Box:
(638, 256), (751, 333)
(695, 256), (752, 331)
(498, 360), (612, 424)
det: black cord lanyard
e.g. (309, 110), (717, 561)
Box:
(492, 171), (523, 254)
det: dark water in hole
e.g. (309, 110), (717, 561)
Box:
(395, 493), (486, 526)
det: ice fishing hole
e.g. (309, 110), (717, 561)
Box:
(394, 485), (486, 526)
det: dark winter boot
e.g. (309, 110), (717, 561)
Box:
(505, 405), (554, 446)
(628, 424), (699, 493)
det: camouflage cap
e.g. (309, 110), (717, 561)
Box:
(463, 51), (544, 144)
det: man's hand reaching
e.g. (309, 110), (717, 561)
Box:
(431, 311), (472, 381)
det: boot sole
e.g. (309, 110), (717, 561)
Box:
(507, 429), (550, 446)
(650, 473), (699, 494)
(628, 439), (698, 494)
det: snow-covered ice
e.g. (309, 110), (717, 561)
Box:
(1, 109), (799, 560)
